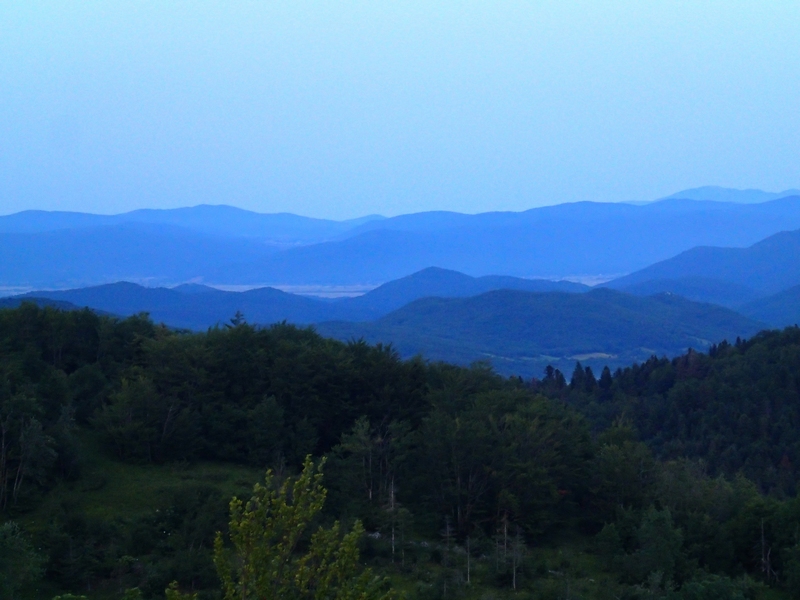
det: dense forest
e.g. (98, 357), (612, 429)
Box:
(2, 303), (800, 599)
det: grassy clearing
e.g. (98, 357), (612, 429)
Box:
(20, 433), (261, 533)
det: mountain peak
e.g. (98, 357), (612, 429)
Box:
(660, 186), (800, 204)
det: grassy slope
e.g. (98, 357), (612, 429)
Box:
(17, 434), (259, 600)
(21, 435), (259, 529)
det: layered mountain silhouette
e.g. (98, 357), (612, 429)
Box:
(340, 268), (588, 315)
(10, 268), (765, 377)
(0, 223), (284, 288)
(214, 197), (800, 285)
(5, 191), (798, 376)
(0, 205), (383, 243)
(15, 282), (352, 329)
(0, 297), (81, 311)
(608, 228), (800, 305)
(739, 285), (800, 328)
(13, 268), (584, 329)
(614, 277), (762, 308)
(5, 196), (800, 287)
(660, 186), (800, 204)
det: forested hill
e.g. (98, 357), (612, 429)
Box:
(2, 303), (800, 599)
(318, 287), (765, 374)
(538, 327), (800, 495)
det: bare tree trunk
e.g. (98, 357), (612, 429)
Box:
(11, 418), (29, 505)
(0, 419), (8, 511)
(390, 478), (396, 563)
(504, 514), (508, 561)
(466, 536), (470, 584)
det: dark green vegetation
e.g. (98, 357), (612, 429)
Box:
(2, 303), (800, 599)
(213, 457), (393, 600)
(616, 277), (763, 308)
(318, 288), (764, 374)
(0, 297), (80, 312)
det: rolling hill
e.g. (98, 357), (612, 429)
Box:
(316, 288), (765, 376)
(739, 285), (800, 328)
(615, 277), (762, 308)
(12, 280), (766, 377)
(607, 228), (800, 297)
(338, 267), (588, 315)
(14, 268), (588, 329)
(16, 282), (350, 329)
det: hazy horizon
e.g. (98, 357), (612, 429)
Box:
(2, 3), (799, 219)
(4, 184), (800, 221)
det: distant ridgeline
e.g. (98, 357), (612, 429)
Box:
(2, 302), (800, 599)
(9, 218), (800, 379)
(3, 194), (800, 288)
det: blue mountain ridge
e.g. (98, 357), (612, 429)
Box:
(9, 267), (766, 377)
(4, 196), (800, 288)
(13, 268), (585, 329)
(607, 227), (800, 298)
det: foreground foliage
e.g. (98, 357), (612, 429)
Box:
(0, 304), (799, 598)
(214, 456), (390, 600)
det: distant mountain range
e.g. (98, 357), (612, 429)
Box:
(607, 227), (800, 301)
(6, 189), (800, 376)
(599, 226), (800, 329)
(0, 223), (282, 288)
(8, 265), (767, 377)
(660, 186), (800, 204)
(740, 285), (800, 327)
(212, 196), (800, 285)
(612, 277), (763, 308)
(0, 205), (383, 244)
(14, 268), (586, 329)
(5, 195), (800, 287)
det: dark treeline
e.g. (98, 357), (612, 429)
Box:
(1, 303), (800, 599)
(538, 329), (800, 496)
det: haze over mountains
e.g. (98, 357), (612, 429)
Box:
(14, 268), (588, 330)
(0, 205), (384, 243)
(10, 253), (789, 376)
(12, 277), (764, 375)
(606, 228), (800, 326)
(3, 187), (800, 288)
(6, 186), (800, 375)
(660, 186), (800, 204)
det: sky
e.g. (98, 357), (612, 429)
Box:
(1, 2), (799, 220)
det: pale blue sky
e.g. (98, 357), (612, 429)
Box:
(1, 2), (798, 219)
